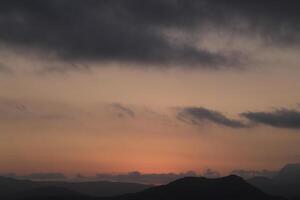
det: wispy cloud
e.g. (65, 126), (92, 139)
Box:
(177, 107), (247, 128)
(111, 103), (135, 118)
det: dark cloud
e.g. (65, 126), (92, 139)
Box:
(96, 171), (197, 184)
(2, 0), (300, 69)
(241, 109), (300, 129)
(204, 0), (300, 47)
(0, 0), (240, 69)
(177, 107), (247, 128)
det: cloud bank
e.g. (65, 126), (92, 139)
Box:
(95, 171), (197, 184)
(0, 0), (300, 70)
(231, 169), (277, 179)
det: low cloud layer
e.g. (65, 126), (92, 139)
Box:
(0, 168), (281, 184)
(1, 171), (198, 184)
(1, 173), (66, 180)
(95, 171), (197, 184)
(23, 173), (66, 180)
(201, 169), (221, 178)
(231, 169), (277, 179)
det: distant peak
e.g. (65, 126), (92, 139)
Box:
(275, 163), (300, 183)
(278, 163), (300, 175)
(217, 175), (246, 183)
(223, 174), (244, 180)
(168, 175), (245, 186)
(167, 176), (205, 185)
(281, 163), (300, 169)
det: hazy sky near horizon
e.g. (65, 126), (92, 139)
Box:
(1, 0), (300, 176)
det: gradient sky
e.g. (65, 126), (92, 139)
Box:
(1, 0), (300, 177)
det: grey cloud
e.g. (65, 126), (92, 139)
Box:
(241, 109), (300, 129)
(202, 169), (221, 178)
(0, 0), (241, 69)
(4, 0), (300, 69)
(202, 0), (300, 47)
(177, 107), (247, 128)
(0, 173), (16, 178)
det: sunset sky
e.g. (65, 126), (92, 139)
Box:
(0, 0), (300, 177)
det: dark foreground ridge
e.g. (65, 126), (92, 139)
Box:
(0, 176), (150, 199)
(111, 175), (284, 200)
(0, 175), (287, 200)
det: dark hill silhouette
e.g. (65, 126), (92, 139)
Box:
(110, 175), (284, 200)
(14, 186), (96, 200)
(248, 163), (300, 199)
(45, 180), (151, 197)
(0, 176), (37, 199)
(0, 176), (150, 199)
(0, 175), (286, 200)
(247, 176), (277, 194)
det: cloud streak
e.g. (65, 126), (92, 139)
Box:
(178, 106), (300, 130)
(241, 109), (300, 129)
(177, 107), (247, 128)
(111, 103), (135, 118)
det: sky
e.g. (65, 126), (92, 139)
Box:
(0, 0), (300, 178)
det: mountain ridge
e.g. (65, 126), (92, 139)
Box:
(109, 175), (284, 200)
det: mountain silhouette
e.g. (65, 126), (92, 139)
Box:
(14, 186), (96, 200)
(0, 175), (287, 200)
(0, 176), (37, 199)
(0, 176), (150, 199)
(109, 175), (284, 200)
